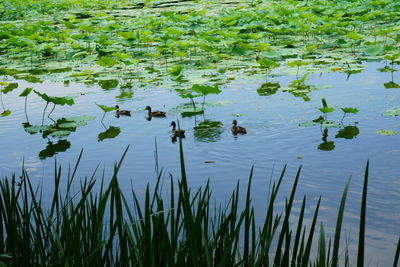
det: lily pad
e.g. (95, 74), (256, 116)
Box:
(321, 120), (341, 128)
(24, 125), (52, 134)
(58, 121), (88, 128)
(66, 115), (96, 122)
(299, 121), (319, 127)
(382, 108), (400, 117)
(376, 130), (398, 136)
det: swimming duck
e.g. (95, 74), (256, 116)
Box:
(231, 120), (247, 134)
(170, 121), (185, 137)
(145, 106), (166, 117)
(115, 105), (131, 116)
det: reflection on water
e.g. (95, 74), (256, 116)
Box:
(0, 62), (399, 265)
(39, 139), (71, 159)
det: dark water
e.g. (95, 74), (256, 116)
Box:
(0, 61), (399, 265)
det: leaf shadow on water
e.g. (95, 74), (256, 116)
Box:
(193, 120), (223, 143)
(39, 139), (71, 159)
(318, 128), (335, 151)
(98, 126), (121, 142)
(335, 125), (360, 139)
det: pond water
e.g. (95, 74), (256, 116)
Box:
(0, 61), (399, 265)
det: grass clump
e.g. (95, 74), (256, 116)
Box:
(0, 141), (399, 266)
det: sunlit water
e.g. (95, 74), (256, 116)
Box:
(0, 61), (399, 265)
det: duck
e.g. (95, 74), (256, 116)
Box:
(145, 106), (166, 117)
(170, 121), (185, 138)
(231, 120), (247, 134)
(115, 105), (131, 116)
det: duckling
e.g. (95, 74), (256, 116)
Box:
(231, 120), (247, 135)
(145, 106), (166, 117)
(170, 121), (185, 138)
(115, 105), (131, 117)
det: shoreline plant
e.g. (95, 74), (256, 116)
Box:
(0, 141), (399, 266)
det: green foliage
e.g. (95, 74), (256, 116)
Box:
(34, 90), (75, 105)
(96, 103), (117, 112)
(0, 145), (396, 266)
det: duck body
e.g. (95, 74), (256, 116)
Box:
(115, 105), (131, 116)
(145, 106), (166, 117)
(231, 120), (247, 134)
(170, 121), (185, 137)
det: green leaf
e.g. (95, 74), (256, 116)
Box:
(346, 31), (363, 40)
(2, 83), (18, 94)
(34, 90), (75, 106)
(191, 84), (221, 95)
(170, 65), (184, 77)
(97, 56), (119, 67)
(0, 110), (11, 117)
(96, 103), (117, 112)
(19, 87), (33, 97)
(341, 107), (359, 114)
(363, 45), (384, 56)
(319, 107), (335, 114)
(257, 58), (280, 69)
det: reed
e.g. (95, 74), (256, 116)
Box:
(0, 141), (398, 266)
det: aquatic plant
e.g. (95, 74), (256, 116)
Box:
(0, 143), (398, 266)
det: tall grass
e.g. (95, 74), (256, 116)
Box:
(0, 140), (399, 266)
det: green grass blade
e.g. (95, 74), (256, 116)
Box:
(332, 177), (351, 267)
(357, 161), (369, 267)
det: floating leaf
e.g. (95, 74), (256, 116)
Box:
(58, 121), (87, 128)
(382, 108), (400, 117)
(23, 125), (52, 134)
(65, 115), (96, 122)
(299, 121), (319, 127)
(97, 56), (118, 67)
(376, 130), (398, 136)
(321, 120), (340, 128)
(363, 44), (384, 56)
(170, 65), (184, 77)
(257, 58), (280, 69)
(49, 130), (71, 138)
